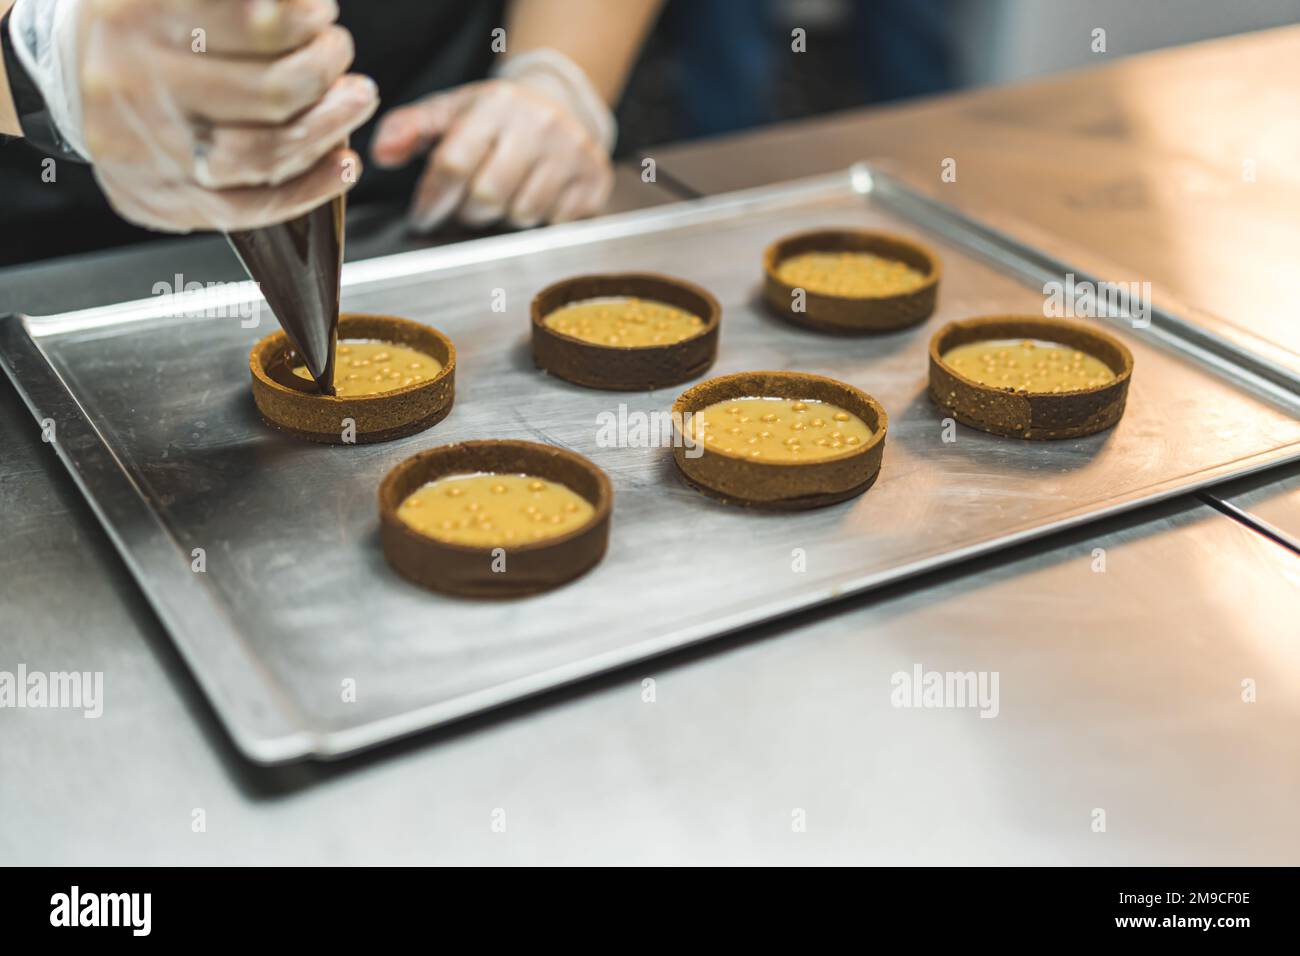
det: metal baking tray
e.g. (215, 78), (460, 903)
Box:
(4, 166), (1300, 763)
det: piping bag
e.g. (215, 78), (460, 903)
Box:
(227, 193), (346, 395)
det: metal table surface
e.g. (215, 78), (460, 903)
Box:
(640, 24), (1300, 537)
(4, 34), (1300, 864)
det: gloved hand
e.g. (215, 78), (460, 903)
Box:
(7, 0), (379, 232)
(371, 48), (616, 231)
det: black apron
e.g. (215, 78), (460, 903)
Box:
(0, 0), (505, 265)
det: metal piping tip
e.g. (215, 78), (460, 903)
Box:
(227, 194), (345, 395)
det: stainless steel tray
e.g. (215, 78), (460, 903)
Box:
(5, 166), (1300, 763)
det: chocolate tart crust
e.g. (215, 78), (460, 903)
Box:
(762, 228), (940, 334)
(928, 315), (1135, 440)
(532, 273), (721, 390)
(672, 371), (888, 510)
(250, 313), (456, 445)
(379, 440), (613, 598)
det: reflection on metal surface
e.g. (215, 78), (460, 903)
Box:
(2, 171), (1300, 763)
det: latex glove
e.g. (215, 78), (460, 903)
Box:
(7, 0), (379, 232)
(371, 49), (616, 231)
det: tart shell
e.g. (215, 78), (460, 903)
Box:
(762, 228), (940, 334)
(672, 371), (888, 510)
(250, 313), (455, 445)
(531, 273), (721, 390)
(928, 315), (1134, 440)
(379, 440), (613, 598)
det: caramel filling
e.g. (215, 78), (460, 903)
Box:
(543, 296), (705, 347)
(396, 473), (595, 547)
(942, 338), (1116, 393)
(293, 340), (441, 396)
(776, 251), (928, 297)
(690, 397), (873, 461)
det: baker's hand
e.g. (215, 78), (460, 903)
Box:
(371, 49), (616, 231)
(8, 0), (379, 232)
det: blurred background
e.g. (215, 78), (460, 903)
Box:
(616, 0), (1300, 151)
(2, 0), (1299, 266)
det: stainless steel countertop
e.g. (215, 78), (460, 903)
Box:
(3, 35), (1300, 864)
(6, 462), (1298, 863)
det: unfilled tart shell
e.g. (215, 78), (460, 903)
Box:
(672, 370), (888, 510)
(532, 273), (721, 390)
(928, 315), (1134, 440)
(250, 313), (455, 445)
(762, 228), (940, 334)
(379, 439), (613, 598)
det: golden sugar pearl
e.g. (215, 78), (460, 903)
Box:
(401, 471), (594, 545)
(446, 487), (464, 498)
(695, 396), (873, 463)
(491, 484), (508, 494)
(295, 340), (441, 398)
(543, 297), (704, 347)
(528, 481), (546, 492)
(791, 402), (808, 412)
(833, 412), (850, 422)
